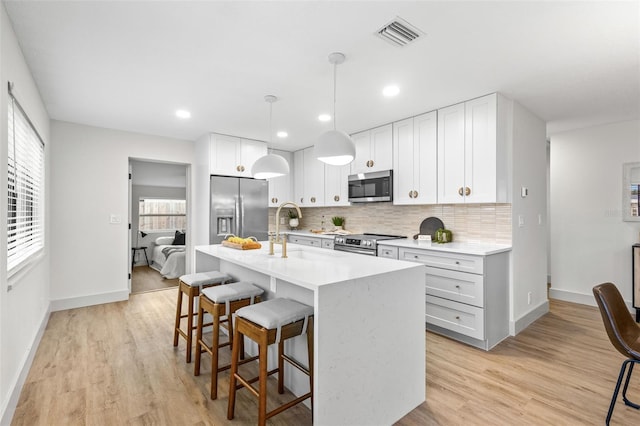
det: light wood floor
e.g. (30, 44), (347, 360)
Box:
(131, 265), (178, 294)
(11, 292), (640, 425)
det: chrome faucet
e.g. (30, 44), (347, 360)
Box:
(271, 201), (302, 258)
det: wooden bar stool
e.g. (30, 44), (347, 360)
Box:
(173, 271), (231, 363)
(227, 298), (314, 426)
(194, 281), (264, 400)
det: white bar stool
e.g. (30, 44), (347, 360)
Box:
(227, 298), (314, 426)
(194, 281), (264, 400)
(173, 271), (231, 363)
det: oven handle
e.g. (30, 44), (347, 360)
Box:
(334, 245), (377, 256)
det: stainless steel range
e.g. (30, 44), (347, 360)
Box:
(334, 233), (406, 256)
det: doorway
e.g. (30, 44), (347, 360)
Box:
(129, 159), (188, 294)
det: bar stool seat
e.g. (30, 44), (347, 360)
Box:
(173, 271), (231, 363)
(228, 298), (314, 426)
(194, 281), (264, 399)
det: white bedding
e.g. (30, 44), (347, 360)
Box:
(150, 244), (185, 279)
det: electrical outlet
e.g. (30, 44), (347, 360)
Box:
(518, 215), (525, 227)
(527, 292), (532, 305)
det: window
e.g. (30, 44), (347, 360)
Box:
(138, 198), (186, 231)
(7, 83), (45, 274)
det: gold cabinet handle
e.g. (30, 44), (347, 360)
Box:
(311, 197), (316, 203)
(455, 316), (461, 320)
(366, 160), (374, 168)
(458, 187), (464, 196)
(413, 190), (418, 198)
(409, 191), (413, 198)
(237, 165), (242, 172)
(300, 198), (304, 203)
(334, 195), (340, 202)
(465, 187), (471, 196)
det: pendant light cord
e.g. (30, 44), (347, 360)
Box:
(333, 61), (337, 131)
(269, 101), (273, 143)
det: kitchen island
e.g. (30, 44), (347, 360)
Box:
(195, 243), (425, 426)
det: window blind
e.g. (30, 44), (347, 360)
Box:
(7, 83), (45, 274)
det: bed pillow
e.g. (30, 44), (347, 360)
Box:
(172, 230), (186, 245)
(155, 236), (174, 245)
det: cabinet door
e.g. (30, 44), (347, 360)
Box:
(413, 111), (438, 204)
(293, 149), (305, 205)
(437, 103), (466, 204)
(210, 134), (241, 176)
(393, 117), (415, 205)
(324, 163), (350, 206)
(350, 130), (371, 174)
(268, 150), (292, 207)
(240, 139), (267, 178)
(304, 147), (325, 206)
(370, 124), (393, 172)
(464, 94), (497, 203)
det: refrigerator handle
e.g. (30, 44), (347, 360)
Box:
(234, 195), (241, 236)
(239, 195), (245, 237)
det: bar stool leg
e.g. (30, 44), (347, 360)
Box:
(308, 317), (314, 420)
(258, 333), (269, 426)
(227, 326), (241, 420)
(194, 301), (205, 375)
(186, 287), (196, 363)
(277, 339), (285, 394)
(173, 283), (184, 347)
(210, 304), (221, 399)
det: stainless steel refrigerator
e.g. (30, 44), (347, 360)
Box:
(210, 175), (268, 244)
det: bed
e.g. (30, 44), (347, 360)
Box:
(149, 233), (186, 279)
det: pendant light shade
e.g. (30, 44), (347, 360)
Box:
(315, 130), (355, 166)
(251, 95), (290, 179)
(315, 52), (355, 166)
(252, 153), (289, 179)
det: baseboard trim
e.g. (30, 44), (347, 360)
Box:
(1, 307), (50, 426)
(511, 300), (549, 335)
(549, 287), (635, 311)
(50, 289), (129, 312)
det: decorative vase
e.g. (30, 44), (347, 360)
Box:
(289, 218), (299, 229)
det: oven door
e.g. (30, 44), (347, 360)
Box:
(334, 245), (377, 256)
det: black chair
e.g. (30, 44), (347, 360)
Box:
(593, 282), (640, 425)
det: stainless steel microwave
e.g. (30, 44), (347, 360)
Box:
(348, 170), (393, 203)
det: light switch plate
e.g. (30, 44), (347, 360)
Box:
(110, 214), (121, 224)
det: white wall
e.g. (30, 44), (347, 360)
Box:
(509, 100), (549, 333)
(49, 121), (194, 311)
(0, 4), (51, 423)
(550, 120), (640, 306)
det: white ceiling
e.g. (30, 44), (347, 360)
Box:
(4, 1), (639, 151)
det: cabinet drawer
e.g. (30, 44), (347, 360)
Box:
(426, 295), (485, 340)
(377, 246), (398, 259)
(425, 266), (484, 307)
(321, 239), (334, 249)
(289, 236), (320, 247)
(399, 248), (483, 274)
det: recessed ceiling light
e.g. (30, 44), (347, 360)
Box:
(318, 114), (331, 122)
(383, 85), (400, 97)
(277, 131), (288, 138)
(175, 109), (191, 119)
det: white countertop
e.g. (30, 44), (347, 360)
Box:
(196, 243), (422, 291)
(378, 239), (512, 256)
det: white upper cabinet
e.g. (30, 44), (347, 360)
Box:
(324, 163), (350, 206)
(209, 133), (267, 177)
(437, 93), (505, 203)
(293, 147), (325, 207)
(393, 111), (437, 205)
(350, 124), (393, 174)
(268, 149), (292, 207)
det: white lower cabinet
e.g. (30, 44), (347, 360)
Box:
(390, 245), (509, 350)
(288, 234), (334, 249)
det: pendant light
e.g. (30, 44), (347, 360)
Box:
(251, 95), (290, 179)
(314, 52), (355, 166)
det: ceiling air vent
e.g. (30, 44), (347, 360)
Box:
(376, 17), (423, 47)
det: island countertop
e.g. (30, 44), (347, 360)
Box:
(377, 238), (512, 255)
(195, 242), (422, 291)
(195, 242), (426, 425)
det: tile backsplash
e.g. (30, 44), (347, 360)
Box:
(269, 203), (512, 244)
